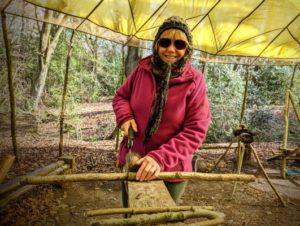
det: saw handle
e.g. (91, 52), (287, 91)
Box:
(127, 125), (134, 149)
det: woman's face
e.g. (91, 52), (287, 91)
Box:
(156, 29), (189, 64)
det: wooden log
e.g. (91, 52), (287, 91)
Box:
(21, 172), (256, 184)
(0, 160), (65, 196)
(86, 206), (214, 217)
(199, 143), (238, 150)
(128, 181), (176, 208)
(91, 208), (225, 226)
(0, 154), (15, 183)
(59, 155), (76, 172)
(0, 164), (70, 209)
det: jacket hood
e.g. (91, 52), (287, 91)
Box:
(138, 56), (195, 85)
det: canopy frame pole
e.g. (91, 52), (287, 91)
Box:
(279, 63), (300, 178)
(58, 30), (75, 156)
(282, 63), (299, 150)
(201, 61), (206, 74)
(114, 45), (126, 155)
(239, 65), (249, 126)
(1, 12), (19, 161)
(58, 1), (105, 156)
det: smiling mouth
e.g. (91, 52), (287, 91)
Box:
(164, 55), (177, 59)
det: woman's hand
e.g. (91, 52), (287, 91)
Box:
(135, 156), (161, 181)
(120, 119), (138, 136)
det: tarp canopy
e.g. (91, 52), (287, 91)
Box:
(1, 0), (300, 65)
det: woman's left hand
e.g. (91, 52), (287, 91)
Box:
(135, 156), (161, 181)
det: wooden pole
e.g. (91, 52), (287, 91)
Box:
(59, 30), (75, 156)
(231, 140), (245, 198)
(210, 140), (235, 172)
(1, 13), (19, 161)
(86, 206), (214, 217)
(0, 160), (65, 196)
(0, 164), (70, 208)
(202, 61), (206, 74)
(21, 172), (255, 184)
(239, 65), (249, 125)
(0, 154), (15, 183)
(199, 143), (237, 150)
(289, 63), (298, 90)
(289, 91), (300, 122)
(250, 144), (286, 207)
(283, 89), (290, 149)
(91, 208), (225, 226)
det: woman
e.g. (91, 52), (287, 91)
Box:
(112, 16), (211, 205)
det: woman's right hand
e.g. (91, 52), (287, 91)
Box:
(120, 119), (138, 136)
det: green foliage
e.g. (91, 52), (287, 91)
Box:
(0, 16), (40, 112)
(245, 108), (282, 142)
(248, 66), (292, 106)
(43, 30), (123, 108)
(193, 62), (244, 142)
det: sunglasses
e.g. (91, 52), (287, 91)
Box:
(157, 38), (188, 50)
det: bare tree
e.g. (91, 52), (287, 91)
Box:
(125, 46), (143, 77)
(31, 10), (66, 110)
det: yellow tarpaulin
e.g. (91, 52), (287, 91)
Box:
(1, 0), (300, 65)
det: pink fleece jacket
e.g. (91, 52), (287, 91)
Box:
(112, 56), (210, 173)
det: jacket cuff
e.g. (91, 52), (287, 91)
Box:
(118, 116), (134, 128)
(147, 152), (164, 171)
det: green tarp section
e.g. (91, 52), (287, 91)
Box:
(1, 0), (300, 65)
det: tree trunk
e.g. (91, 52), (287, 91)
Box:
(31, 10), (65, 110)
(125, 46), (142, 77)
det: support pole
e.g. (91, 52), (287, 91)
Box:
(239, 65), (249, 125)
(289, 91), (300, 122)
(1, 13), (19, 161)
(59, 30), (75, 156)
(250, 144), (286, 207)
(283, 89), (290, 149)
(289, 62), (300, 122)
(0, 164), (70, 208)
(210, 140), (235, 172)
(288, 63), (299, 90)
(0, 155), (15, 183)
(0, 160), (65, 196)
(231, 139), (245, 198)
(201, 61), (206, 74)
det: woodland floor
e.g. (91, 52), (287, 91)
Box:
(0, 100), (299, 226)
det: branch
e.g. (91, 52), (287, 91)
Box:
(86, 206), (214, 217)
(91, 208), (225, 226)
(21, 172), (256, 184)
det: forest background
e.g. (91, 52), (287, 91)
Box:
(0, 14), (299, 145)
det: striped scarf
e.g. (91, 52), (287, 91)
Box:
(143, 47), (192, 143)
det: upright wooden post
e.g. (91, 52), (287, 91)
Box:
(0, 155), (15, 183)
(239, 65), (249, 126)
(281, 63), (299, 178)
(1, 13), (19, 161)
(59, 30), (75, 156)
(201, 61), (206, 74)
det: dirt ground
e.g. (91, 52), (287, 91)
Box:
(0, 101), (299, 226)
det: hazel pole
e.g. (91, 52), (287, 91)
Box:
(21, 172), (255, 184)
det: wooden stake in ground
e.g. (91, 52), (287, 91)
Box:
(0, 155), (15, 183)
